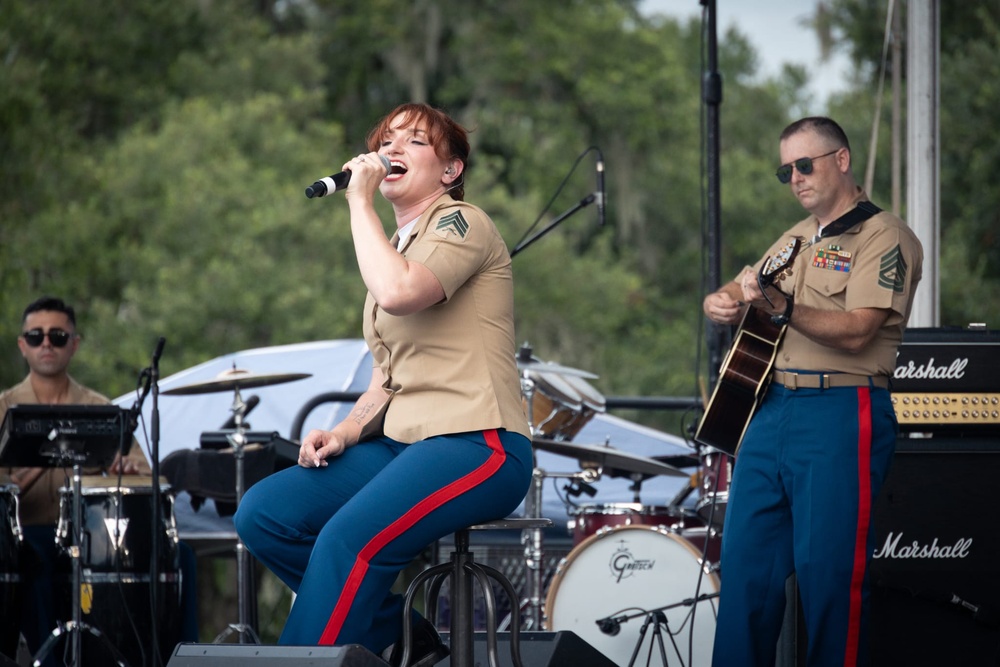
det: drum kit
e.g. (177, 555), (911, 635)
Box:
(516, 345), (732, 666)
(0, 368), (311, 666)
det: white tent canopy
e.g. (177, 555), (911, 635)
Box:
(114, 340), (696, 539)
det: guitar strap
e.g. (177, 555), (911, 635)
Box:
(820, 200), (882, 238)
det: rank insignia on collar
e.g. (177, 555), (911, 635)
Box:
(435, 210), (469, 240)
(813, 244), (853, 272)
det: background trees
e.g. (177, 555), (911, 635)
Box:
(2, 0), (997, 432)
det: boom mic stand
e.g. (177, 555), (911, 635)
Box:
(510, 193), (596, 258)
(596, 592), (720, 667)
(510, 146), (603, 259)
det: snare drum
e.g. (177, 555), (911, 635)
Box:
(55, 476), (182, 666)
(545, 524), (720, 666)
(525, 371), (583, 439)
(568, 503), (690, 545)
(0, 484), (23, 659)
(696, 447), (732, 527)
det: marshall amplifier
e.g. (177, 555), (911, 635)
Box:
(892, 326), (1000, 435)
(870, 437), (1000, 665)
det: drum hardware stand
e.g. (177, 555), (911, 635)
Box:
(212, 385), (261, 645)
(596, 592), (721, 667)
(32, 438), (131, 667)
(516, 349), (546, 630)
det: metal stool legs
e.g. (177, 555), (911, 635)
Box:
(401, 522), (547, 667)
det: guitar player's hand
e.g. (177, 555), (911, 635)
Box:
(703, 285), (745, 325)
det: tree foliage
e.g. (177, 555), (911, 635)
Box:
(1, 0), (997, 438)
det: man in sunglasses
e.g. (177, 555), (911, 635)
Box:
(703, 117), (923, 666)
(0, 295), (152, 664)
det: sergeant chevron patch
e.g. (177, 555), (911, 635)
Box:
(878, 244), (907, 292)
(435, 211), (469, 240)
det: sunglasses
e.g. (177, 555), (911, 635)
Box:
(21, 328), (74, 348)
(775, 149), (840, 184)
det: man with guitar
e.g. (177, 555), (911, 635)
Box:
(702, 117), (923, 666)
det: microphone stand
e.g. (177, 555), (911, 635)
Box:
(149, 338), (166, 665)
(510, 193), (595, 258)
(129, 338), (167, 666)
(595, 592), (720, 667)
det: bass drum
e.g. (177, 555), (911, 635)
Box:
(545, 525), (719, 666)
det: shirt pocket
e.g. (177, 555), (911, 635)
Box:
(803, 263), (851, 300)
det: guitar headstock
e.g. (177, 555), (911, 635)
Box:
(759, 237), (802, 288)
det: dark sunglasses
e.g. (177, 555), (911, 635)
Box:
(775, 149), (840, 184)
(21, 328), (74, 348)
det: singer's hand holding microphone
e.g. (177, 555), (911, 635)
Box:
(305, 153), (392, 198)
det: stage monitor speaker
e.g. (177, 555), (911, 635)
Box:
(166, 643), (388, 666)
(870, 441), (1000, 665)
(439, 631), (616, 667)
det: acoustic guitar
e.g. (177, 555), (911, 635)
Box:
(695, 238), (802, 457)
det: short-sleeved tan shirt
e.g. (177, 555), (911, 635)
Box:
(0, 376), (152, 525)
(362, 194), (530, 443)
(744, 191), (924, 375)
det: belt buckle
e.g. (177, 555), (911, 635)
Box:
(783, 372), (798, 390)
(819, 374), (832, 390)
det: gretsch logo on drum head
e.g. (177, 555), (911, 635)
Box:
(609, 539), (656, 582)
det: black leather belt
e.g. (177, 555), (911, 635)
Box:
(772, 370), (890, 390)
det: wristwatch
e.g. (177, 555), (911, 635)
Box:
(771, 293), (794, 326)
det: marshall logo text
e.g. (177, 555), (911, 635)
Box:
(893, 356), (969, 381)
(873, 532), (973, 560)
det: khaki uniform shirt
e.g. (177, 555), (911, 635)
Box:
(362, 194), (531, 443)
(745, 191), (924, 376)
(0, 376), (152, 525)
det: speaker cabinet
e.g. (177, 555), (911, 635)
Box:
(166, 643), (388, 666)
(871, 440), (1000, 665)
(439, 631), (616, 667)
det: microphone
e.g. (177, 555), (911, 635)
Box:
(220, 394), (260, 429)
(305, 155), (392, 198)
(595, 151), (606, 227)
(151, 336), (166, 368)
(596, 616), (621, 636)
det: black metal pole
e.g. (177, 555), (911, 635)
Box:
(149, 337), (165, 665)
(702, 0), (728, 393)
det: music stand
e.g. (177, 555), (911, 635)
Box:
(0, 405), (132, 667)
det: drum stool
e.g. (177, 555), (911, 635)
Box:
(399, 518), (553, 667)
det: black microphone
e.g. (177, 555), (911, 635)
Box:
(305, 155), (392, 198)
(151, 336), (166, 368)
(220, 394), (260, 429)
(595, 151), (606, 227)
(596, 617), (621, 636)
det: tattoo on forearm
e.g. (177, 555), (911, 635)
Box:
(353, 401), (376, 425)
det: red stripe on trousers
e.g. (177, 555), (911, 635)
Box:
(319, 430), (507, 644)
(844, 388), (872, 666)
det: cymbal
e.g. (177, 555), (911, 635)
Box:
(162, 369), (312, 396)
(517, 357), (598, 379)
(532, 438), (687, 478)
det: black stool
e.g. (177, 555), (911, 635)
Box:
(399, 518), (553, 667)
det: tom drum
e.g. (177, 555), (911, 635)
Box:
(55, 476), (182, 666)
